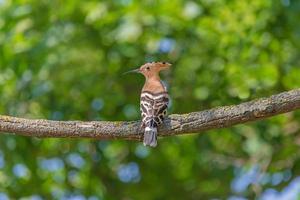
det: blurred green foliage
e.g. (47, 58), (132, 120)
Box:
(0, 0), (300, 199)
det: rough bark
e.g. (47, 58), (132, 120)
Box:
(0, 89), (299, 141)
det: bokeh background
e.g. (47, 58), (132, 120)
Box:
(1, 0), (300, 199)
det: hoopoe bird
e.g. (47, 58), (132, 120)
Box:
(124, 62), (171, 147)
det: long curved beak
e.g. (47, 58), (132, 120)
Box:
(123, 68), (141, 75)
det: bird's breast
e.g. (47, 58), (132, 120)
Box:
(142, 79), (167, 93)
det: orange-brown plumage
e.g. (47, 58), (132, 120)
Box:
(124, 62), (171, 147)
(142, 76), (166, 93)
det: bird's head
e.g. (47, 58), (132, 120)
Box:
(124, 62), (171, 78)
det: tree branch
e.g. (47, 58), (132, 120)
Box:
(0, 89), (299, 141)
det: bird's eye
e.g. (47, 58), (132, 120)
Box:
(146, 67), (150, 70)
(162, 62), (166, 64)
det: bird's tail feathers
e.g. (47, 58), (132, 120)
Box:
(143, 126), (157, 147)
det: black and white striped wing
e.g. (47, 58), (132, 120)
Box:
(140, 92), (169, 127)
